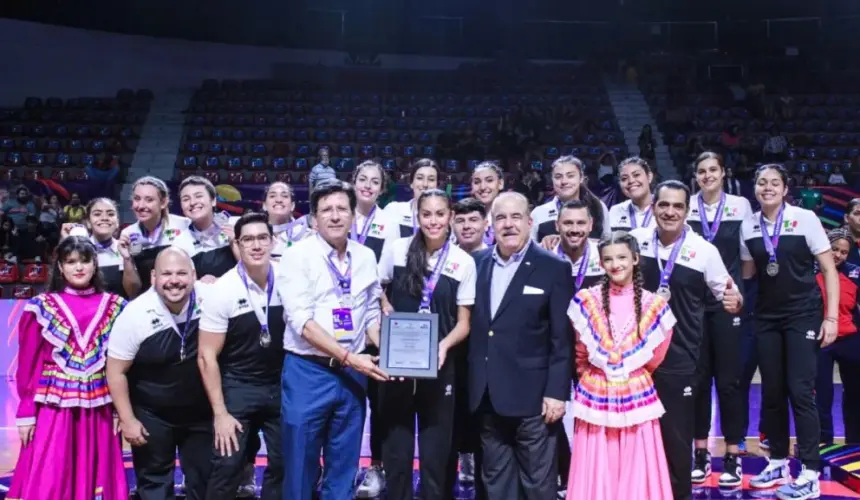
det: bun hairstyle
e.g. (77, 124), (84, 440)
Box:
(754, 163), (789, 186)
(694, 151), (725, 171)
(597, 231), (644, 340)
(398, 189), (452, 297)
(352, 160), (388, 187)
(551, 156), (605, 236)
(132, 176), (171, 220)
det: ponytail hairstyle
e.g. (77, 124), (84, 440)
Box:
(398, 189), (452, 297)
(597, 231), (644, 340)
(352, 160), (388, 199)
(694, 151), (725, 171)
(754, 163), (789, 187)
(48, 236), (105, 293)
(551, 156), (605, 236)
(85, 197), (120, 238)
(132, 176), (171, 221)
(409, 158), (441, 194)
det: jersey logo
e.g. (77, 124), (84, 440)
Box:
(782, 220), (798, 233)
(165, 228), (182, 240)
(443, 261), (460, 274)
(680, 246), (697, 261)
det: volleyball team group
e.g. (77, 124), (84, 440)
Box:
(6, 151), (859, 500)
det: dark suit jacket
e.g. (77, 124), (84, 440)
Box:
(468, 243), (574, 418)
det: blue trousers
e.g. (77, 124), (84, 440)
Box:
(281, 354), (367, 500)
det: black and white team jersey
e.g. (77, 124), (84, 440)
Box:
(530, 197), (610, 242)
(686, 193), (753, 310)
(188, 220), (237, 278)
(108, 283), (212, 414)
(198, 266), (286, 384)
(350, 206), (399, 262)
(630, 226), (731, 375)
(120, 215), (197, 291)
(384, 200), (417, 238)
(552, 239), (605, 292)
(92, 237), (127, 297)
(740, 204), (830, 319)
(379, 237), (477, 340)
(608, 199), (658, 232)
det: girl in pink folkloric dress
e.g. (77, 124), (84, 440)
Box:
(566, 232), (675, 500)
(9, 237), (129, 500)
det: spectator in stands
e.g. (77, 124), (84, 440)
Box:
(725, 168), (742, 196)
(0, 215), (18, 260)
(17, 215), (48, 262)
(778, 90), (795, 120)
(63, 193), (85, 223)
(798, 176), (824, 214)
(597, 152), (617, 186)
(2, 187), (37, 230)
(39, 194), (63, 246)
(513, 171), (543, 207)
(638, 125), (656, 162)
(828, 166), (848, 186)
(763, 128), (789, 163)
(309, 148), (335, 191)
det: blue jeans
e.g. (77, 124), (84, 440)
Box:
(281, 354), (367, 500)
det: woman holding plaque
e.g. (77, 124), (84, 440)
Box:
(383, 158), (441, 237)
(741, 164), (839, 498)
(377, 189), (477, 500)
(566, 231), (675, 500)
(687, 152), (753, 487)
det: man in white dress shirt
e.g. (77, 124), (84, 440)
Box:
(278, 180), (389, 499)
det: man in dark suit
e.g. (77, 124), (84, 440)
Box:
(469, 192), (574, 500)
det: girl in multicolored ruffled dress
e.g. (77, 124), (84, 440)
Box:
(566, 231), (675, 500)
(9, 236), (128, 500)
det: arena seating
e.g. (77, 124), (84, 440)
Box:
(0, 89), (153, 183)
(174, 65), (628, 186)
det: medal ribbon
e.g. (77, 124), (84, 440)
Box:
(760, 204), (785, 265)
(139, 219), (163, 246)
(325, 251), (353, 301)
(92, 236), (115, 254)
(351, 206), (377, 244)
(159, 290), (196, 360)
(238, 263), (275, 337)
(629, 204), (653, 230)
(697, 192), (726, 242)
(286, 218), (309, 243)
(556, 242), (591, 291)
(653, 229), (687, 289)
(419, 241), (450, 312)
(483, 225), (495, 246)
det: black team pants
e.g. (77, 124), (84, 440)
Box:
(693, 309), (745, 445)
(653, 369), (696, 500)
(381, 362), (456, 500)
(206, 380), (284, 500)
(756, 313), (821, 470)
(815, 332), (860, 444)
(131, 405), (213, 500)
(449, 353), (486, 500)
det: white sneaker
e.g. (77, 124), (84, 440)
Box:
(355, 465), (385, 498)
(750, 458), (791, 489)
(775, 466), (821, 500)
(237, 462), (256, 498)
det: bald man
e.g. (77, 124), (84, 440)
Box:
(467, 193), (574, 500)
(107, 247), (215, 499)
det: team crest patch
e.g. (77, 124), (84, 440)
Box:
(444, 261), (460, 274)
(165, 228), (182, 239)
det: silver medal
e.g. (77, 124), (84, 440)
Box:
(130, 236), (143, 256)
(180, 346), (186, 361)
(259, 330), (272, 348)
(656, 286), (672, 301)
(766, 262), (779, 277)
(418, 308), (432, 314)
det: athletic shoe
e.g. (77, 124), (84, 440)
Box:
(750, 458), (790, 489)
(355, 465), (385, 498)
(557, 475), (566, 499)
(458, 453), (475, 484)
(691, 449), (711, 484)
(719, 453), (743, 488)
(237, 462), (257, 498)
(759, 434), (771, 451)
(775, 466), (820, 500)
(738, 440), (747, 454)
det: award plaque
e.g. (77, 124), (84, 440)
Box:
(379, 312), (439, 379)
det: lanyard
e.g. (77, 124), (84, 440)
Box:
(325, 250), (353, 306)
(419, 241), (450, 313)
(351, 206), (377, 244)
(697, 192), (726, 242)
(139, 219), (163, 246)
(238, 263), (275, 347)
(483, 225), (495, 246)
(629, 204), (652, 230)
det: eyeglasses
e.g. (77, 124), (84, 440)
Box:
(237, 234), (272, 248)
